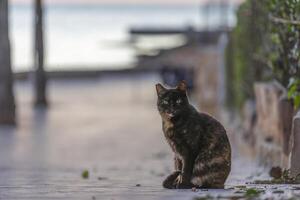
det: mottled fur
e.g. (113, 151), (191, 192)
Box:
(156, 81), (231, 189)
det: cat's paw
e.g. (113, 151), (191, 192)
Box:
(174, 174), (183, 185)
(174, 174), (194, 189)
(162, 171), (181, 189)
(175, 181), (194, 189)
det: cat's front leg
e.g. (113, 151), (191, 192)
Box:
(182, 152), (194, 180)
(174, 156), (182, 171)
(175, 156), (194, 189)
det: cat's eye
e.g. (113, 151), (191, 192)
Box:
(176, 99), (182, 104)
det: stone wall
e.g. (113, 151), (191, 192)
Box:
(242, 81), (300, 175)
(253, 82), (288, 167)
(290, 111), (300, 177)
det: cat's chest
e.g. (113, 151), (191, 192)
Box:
(162, 119), (203, 151)
(163, 121), (191, 142)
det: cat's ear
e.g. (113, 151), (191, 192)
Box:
(177, 80), (187, 92)
(156, 83), (166, 96)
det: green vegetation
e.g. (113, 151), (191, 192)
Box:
(254, 167), (300, 184)
(193, 195), (213, 200)
(81, 170), (89, 179)
(288, 78), (300, 109)
(226, 0), (300, 109)
(193, 187), (266, 200)
(244, 188), (262, 198)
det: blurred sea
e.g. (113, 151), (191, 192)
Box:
(10, 4), (236, 72)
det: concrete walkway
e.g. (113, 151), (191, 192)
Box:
(0, 75), (298, 200)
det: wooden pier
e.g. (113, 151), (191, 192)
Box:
(129, 27), (229, 44)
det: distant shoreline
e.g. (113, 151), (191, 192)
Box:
(10, 3), (224, 7)
(14, 67), (159, 80)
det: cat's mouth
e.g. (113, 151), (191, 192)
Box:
(166, 113), (174, 118)
(161, 112), (175, 120)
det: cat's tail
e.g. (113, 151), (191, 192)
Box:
(191, 153), (231, 189)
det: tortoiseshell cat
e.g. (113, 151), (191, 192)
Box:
(156, 81), (231, 189)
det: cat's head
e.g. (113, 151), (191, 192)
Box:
(155, 81), (189, 120)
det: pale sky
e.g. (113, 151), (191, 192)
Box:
(11, 0), (244, 5)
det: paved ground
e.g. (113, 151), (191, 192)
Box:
(0, 74), (299, 200)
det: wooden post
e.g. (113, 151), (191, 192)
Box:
(290, 111), (300, 177)
(0, 0), (16, 125)
(34, 0), (47, 107)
